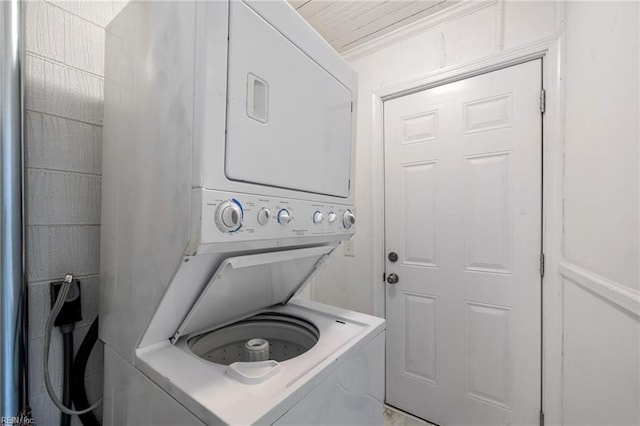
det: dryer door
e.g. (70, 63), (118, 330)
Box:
(225, 1), (353, 198)
(172, 245), (334, 343)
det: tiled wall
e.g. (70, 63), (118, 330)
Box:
(24, 1), (126, 423)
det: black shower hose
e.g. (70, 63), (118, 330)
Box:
(70, 317), (100, 426)
(61, 329), (73, 426)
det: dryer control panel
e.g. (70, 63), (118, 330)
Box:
(198, 189), (355, 245)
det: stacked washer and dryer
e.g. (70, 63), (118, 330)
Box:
(100, 1), (385, 425)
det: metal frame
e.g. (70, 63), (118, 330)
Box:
(1, 0), (25, 417)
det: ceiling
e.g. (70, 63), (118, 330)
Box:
(287, 0), (456, 53)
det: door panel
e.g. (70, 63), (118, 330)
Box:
(464, 151), (513, 274)
(225, 2), (352, 197)
(402, 161), (438, 266)
(384, 60), (542, 425)
(403, 292), (438, 384)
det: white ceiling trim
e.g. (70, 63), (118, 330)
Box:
(340, 0), (497, 61)
(328, 1), (449, 50)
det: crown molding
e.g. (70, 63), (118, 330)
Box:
(341, 0), (497, 61)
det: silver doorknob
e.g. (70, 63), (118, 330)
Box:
(387, 273), (399, 284)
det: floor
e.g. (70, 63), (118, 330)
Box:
(383, 405), (437, 426)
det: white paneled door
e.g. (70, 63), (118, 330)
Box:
(384, 60), (542, 426)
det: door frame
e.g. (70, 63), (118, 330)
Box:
(370, 36), (565, 424)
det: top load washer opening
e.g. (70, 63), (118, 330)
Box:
(187, 312), (319, 365)
(224, 1), (353, 198)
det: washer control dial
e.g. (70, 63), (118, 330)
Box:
(278, 209), (292, 225)
(215, 199), (243, 233)
(312, 211), (323, 224)
(343, 210), (355, 229)
(257, 208), (271, 225)
(327, 212), (337, 224)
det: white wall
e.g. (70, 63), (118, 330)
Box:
(309, 1), (640, 424)
(24, 1), (126, 423)
(561, 2), (639, 425)
(564, 2), (639, 291)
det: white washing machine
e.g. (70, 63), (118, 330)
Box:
(100, 1), (384, 425)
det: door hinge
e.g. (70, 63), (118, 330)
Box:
(540, 410), (545, 426)
(351, 102), (353, 112)
(539, 253), (545, 278)
(382, 272), (386, 282)
(540, 89), (546, 114)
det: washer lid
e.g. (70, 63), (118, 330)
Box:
(171, 245), (334, 343)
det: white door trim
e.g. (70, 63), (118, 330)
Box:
(370, 34), (565, 425)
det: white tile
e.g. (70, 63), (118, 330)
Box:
(28, 281), (48, 340)
(46, 0), (80, 16)
(26, 225), (100, 282)
(27, 226), (52, 283)
(26, 55), (103, 125)
(64, 14), (105, 75)
(25, 111), (44, 167)
(25, 55), (46, 112)
(27, 169), (101, 225)
(58, 226), (101, 280)
(43, 59), (104, 125)
(26, 112), (101, 174)
(51, 226), (101, 280)
(26, 1), (65, 60)
(29, 335), (63, 396)
(49, 0), (121, 28)
(30, 389), (63, 425)
(24, 56), (104, 124)
(93, 126), (103, 174)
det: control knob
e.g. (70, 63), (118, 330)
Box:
(313, 211), (323, 224)
(278, 209), (292, 225)
(215, 199), (243, 233)
(257, 208), (271, 225)
(343, 210), (355, 229)
(327, 212), (337, 224)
